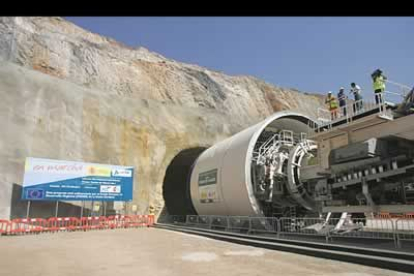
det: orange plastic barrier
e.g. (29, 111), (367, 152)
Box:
(79, 217), (92, 231)
(99, 216), (109, 229)
(126, 215), (154, 228)
(29, 218), (48, 233)
(47, 217), (79, 232)
(1, 214), (154, 236)
(90, 216), (107, 230)
(405, 213), (414, 219)
(123, 215), (133, 228)
(148, 215), (155, 226)
(376, 213), (414, 219)
(377, 212), (391, 219)
(0, 220), (10, 235)
(106, 215), (120, 229)
(8, 218), (48, 235)
(9, 218), (29, 235)
(79, 216), (107, 230)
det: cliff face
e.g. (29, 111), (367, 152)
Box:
(0, 17), (324, 219)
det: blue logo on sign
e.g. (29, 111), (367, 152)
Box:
(27, 189), (45, 199)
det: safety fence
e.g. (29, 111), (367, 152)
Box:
(0, 215), (155, 236)
(314, 91), (400, 133)
(164, 215), (414, 250)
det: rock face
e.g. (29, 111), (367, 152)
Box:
(0, 17), (324, 219)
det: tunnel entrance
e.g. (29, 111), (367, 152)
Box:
(162, 147), (207, 217)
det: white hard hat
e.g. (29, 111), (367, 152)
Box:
(340, 87), (345, 90)
(328, 91), (332, 94)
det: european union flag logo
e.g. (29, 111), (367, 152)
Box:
(27, 189), (45, 199)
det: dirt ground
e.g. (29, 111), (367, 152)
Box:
(0, 228), (410, 276)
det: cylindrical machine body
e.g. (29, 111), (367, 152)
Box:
(189, 111), (315, 217)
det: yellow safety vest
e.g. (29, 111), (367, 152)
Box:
(325, 96), (338, 110)
(373, 75), (386, 91)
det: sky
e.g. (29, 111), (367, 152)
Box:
(65, 17), (413, 102)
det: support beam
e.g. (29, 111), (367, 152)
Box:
(322, 205), (414, 213)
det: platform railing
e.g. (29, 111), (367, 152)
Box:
(316, 92), (398, 132)
(395, 219), (414, 248)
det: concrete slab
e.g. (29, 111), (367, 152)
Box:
(0, 228), (410, 276)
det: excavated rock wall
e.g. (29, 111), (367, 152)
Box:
(0, 17), (323, 219)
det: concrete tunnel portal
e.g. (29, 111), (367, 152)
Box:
(162, 147), (207, 217)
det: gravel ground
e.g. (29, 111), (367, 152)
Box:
(0, 228), (410, 276)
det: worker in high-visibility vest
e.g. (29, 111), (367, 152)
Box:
(372, 69), (387, 104)
(325, 91), (338, 120)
